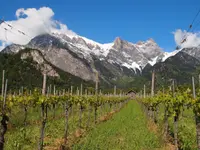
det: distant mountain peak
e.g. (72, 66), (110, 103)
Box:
(113, 37), (124, 50)
(136, 41), (145, 45)
(114, 37), (122, 42)
(147, 38), (156, 43)
(114, 36), (123, 43)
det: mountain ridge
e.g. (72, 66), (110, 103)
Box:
(2, 33), (164, 68)
(2, 32), (200, 91)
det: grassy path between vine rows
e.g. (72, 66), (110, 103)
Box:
(72, 100), (169, 150)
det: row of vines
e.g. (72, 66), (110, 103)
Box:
(0, 70), (130, 150)
(138, 77), (200, 150)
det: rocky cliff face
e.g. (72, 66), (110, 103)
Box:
(135, 39), (163, 60)
(108, 37), (147, 71)
(21, 50), (59, 77)
(27, 34), (96, 81)
(182, 47), (200, 60)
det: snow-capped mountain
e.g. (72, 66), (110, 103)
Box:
(2, 32), (166, 75)
(59, 34), (165, 70)
(146, 49), (183, 66)
(182, 46), (200, 60)
(3, 30), (200, 84)
(48, 33), (166, 70)
(52, 33), (114, 58)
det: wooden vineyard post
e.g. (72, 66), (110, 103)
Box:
(63, 89), (65, 95)
(76, 87), (79, 95)
(79, 84), (83, 128)
(164, 85), (169, 139)
(144, 84), (146, 99)
(192, 77), (196, 99)
(164, 107), (169, 138)
(70, 86), (73, 117)
(114, 86), (118, 110)
(119, 90), (122, 109)
(53, 85), (56, 96)
(199, 74), (200, 88)
(192, 76), (200, 150)
(0, 79), (8, 150)
(150, 70), (155, 119)
(1, 70), (5, 98)
(3, 80), (7, 111)
(109, 94), (112, 112)
(23, 89), (28, 139)
(52, 85), (56, 119)
(63, 87), (70, 147)
(114, 86), (116, 96)
(172, 79), (178, 150)
(38, 73), (47, 150)
(143, 84), (148, 116)
(151, 70), (155, 97)
(87, 88), (92, 129)
(95, 71), (98, 124)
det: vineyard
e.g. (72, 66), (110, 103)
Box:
(137, 76), (200, 150)
(0, 70), (130, 150)
(1, 67), (200, 150)
(1, 1), (200, 149)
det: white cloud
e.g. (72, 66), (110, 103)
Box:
(174, 29), (200, 48)
(0, 7), (76, 50)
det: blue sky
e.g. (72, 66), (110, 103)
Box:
(0, 0), (200, 51)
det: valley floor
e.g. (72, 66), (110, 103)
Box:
(72, 100), (167, 150)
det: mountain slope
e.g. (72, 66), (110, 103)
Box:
(182, 47), (200, 60)
(141, 51), (200, 90)
(0, 48), (93, 90)
(2, 45), (200, 91)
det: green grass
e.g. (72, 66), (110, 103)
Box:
(4, 103), (113, 150)
(72, 100), (163, 150)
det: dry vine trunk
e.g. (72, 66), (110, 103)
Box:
(195, 112), (200, 150)
(63, 102), (69, 145)
(174, 112), (179, 150)
(0, 115), (9, 150)
(38, 103), (47, 150)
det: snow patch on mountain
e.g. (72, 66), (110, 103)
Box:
(148, 56), (158, 66)
(92, 43), (114, 56)
(162, 49), (182, 62)
(100, 43), (114, 56)
(122, 62), (141, 72)
(53, 33), (114, 57)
